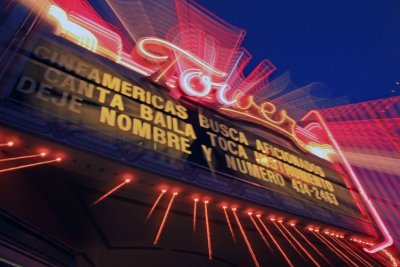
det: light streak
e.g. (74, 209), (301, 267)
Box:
(91, 178), (131, 207)
(305, 110), (394, 253)
(256, 216), (294, 267)
(0, 152), (46, 162)
(344, 240), (385, 266)
(222, 206), (236, 243)
(313, 231), (359, 267)
(0, 141), (14, 147)
(295, 127), (319, 143)
(280, 223), (320, 266)
(272, 221), (305, 260)
(204, 200), (212, 260)
(248, 213), (272, 252)
(0, 157), (61, 174)
(146, 189), (167, 221)
(292, 225), (331, 265)
(232, 209), (260, 267)
(193, 198), (199, 233)
(118, 52), (153, 76)
(329, 236), (374, 267)
(154, 192), (178, 245)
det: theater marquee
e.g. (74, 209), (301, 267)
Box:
(8, 38), (361, 219)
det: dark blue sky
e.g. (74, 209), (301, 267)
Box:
(197, 0), (400, 103)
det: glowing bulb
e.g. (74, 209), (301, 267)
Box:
(7, 141), (14, 147)
(40, 152), (47, 157)
(55, 157), (62, 162)
(124, 178), (131, 183)
(161, 189), (167, 193)
(173, 192), (178, 196)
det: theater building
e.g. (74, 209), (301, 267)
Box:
(0, 0), (398, 266)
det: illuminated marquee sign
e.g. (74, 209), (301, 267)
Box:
(7, 38), (362, 222)
(45, 5), (326, 155)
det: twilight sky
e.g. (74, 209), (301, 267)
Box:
(197, 0), (400, 103)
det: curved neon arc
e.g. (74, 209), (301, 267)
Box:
(179, 69), (212, 97)
(215, 82), (237, 105)
(136, 37), (227, 78)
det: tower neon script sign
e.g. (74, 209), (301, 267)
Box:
(136, 37), (235, 104)
(135, 37), (306, 151)
(44, 4), (305, 151)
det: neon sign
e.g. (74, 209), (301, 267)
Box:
(220, 94), (305, 150)
(134, 37), (309, 150)
(178, 69), (236, 105)
(44, 4), (328, 153)
(136, 37), (227, 78)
